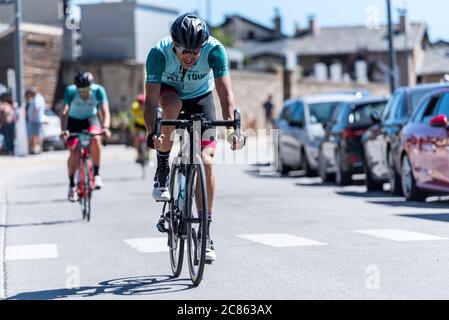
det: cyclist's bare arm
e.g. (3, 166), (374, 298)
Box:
(144, 83), (161, 132)
(60, 104), (70, 133)
(215, 75), (236, 122)
(99, 102), (111, 129)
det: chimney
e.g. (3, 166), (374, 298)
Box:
(308, 15), (318, 36)
(273, 7), (282, 39)
(399, 9), (410, 34)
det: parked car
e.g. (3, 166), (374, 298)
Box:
(319, 97), (388, 186)
(275, 93), (360, 176)
(42, 109), (65, 151)
(399, 88), (449, 201)
(362, 83), (449, 194)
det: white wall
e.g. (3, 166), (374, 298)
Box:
(0, 0), (63, 26)
(134, 4), (179, 64)
(80, 2), (135, 61)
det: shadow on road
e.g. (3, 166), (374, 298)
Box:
(397, 213), (449, 223)
(7, 198), (68, 206)
(368, 199), (449, 209)
(336, 191), (392, 198)
(295, 181), (334, 187)
(7, 275), (195, 300)
(0, 219), (82, 228)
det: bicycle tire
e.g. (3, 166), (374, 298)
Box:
(84, 159), (92, 222)
(186, 160), (208, 286)
(168, 162), (185, 277)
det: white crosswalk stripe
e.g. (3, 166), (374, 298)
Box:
(354, 229), (448, 242)
(5, 244), (59, 261)
(237, 233), (327, 247)
(123, 237), (168, 253)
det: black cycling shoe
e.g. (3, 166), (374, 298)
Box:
(156, 216), (168, 233)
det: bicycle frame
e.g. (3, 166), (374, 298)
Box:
(155, 108), (244, 285)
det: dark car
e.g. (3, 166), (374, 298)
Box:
(399, 88), (449, 201)
(275, 93), (359, 176)
(362, 83), (449, 194)
(318, 97), (387, 186)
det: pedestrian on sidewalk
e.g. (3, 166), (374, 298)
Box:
(0, 91), (17, 155)
(262, 94), (274, 131)
(25, 87), (46, 154)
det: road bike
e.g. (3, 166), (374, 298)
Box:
(153, 108), (244, 286)
(70, 131), (104, 222)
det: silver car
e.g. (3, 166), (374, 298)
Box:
(276, 93), (360, 176)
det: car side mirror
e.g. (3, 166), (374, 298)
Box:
(430, 114), (448, 127)
(323, 122), (332, 130)
(370, 110), (381, 124)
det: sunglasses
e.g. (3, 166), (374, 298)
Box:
(78, 87), (90, 94)
(174, 45), (201, 56)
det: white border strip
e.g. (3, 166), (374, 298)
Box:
(0, 179), (7, 299)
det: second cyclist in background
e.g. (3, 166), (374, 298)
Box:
(60, 71), (112, 202)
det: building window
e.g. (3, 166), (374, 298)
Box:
(27, 40), (48, 48)
(247, 31), (255, 40)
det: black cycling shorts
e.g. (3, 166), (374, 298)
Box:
(161, 83), (217, 148)
(67, 116), (101, 147)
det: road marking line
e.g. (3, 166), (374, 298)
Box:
(5, 244), (59, 261)
(124, 238), (168, 253)
(237, 233), (327, 247)
(354, 229), (448, 242)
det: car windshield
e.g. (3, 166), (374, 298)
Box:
(411, 88), (447, 111)
(309, 102), (342, 124)
(349, 102), (387, 125)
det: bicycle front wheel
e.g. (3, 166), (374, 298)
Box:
(168, 162), (185, 277)
(186, 162), (208, 286)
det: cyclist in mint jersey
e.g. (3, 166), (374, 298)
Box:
(60, 71), (112, 202)
(144, 13), (245, 262)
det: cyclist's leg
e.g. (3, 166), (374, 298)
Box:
(153, 84), (182, 203)
(87, 116), (102, 172)
(66, 117), (83, 201)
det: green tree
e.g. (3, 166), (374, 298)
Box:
(211, 27), (235, 48)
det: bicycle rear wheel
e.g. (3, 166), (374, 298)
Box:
(186, 162), (208, 286)
(168, 162), (185, 277)
(84, 159), (92, 222)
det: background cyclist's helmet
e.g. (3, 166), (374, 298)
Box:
(136, 94), (145, 104)
(74, 71), (94, 88)
(170, 13), (209, 49)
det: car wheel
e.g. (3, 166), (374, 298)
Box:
(301, 149), (316, 177)
(364, 161), (383, 192)
(276, 146), (290, 176)
(335, 151), (351, 186)
(318, 151), (331, 182)
(401, 155), (427, 202)
(387, 150), (403, 196)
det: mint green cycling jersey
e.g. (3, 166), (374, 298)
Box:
(63, 84), (108, 120)
(146, 36), (229, 100)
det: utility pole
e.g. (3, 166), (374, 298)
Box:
(386, 0), (398, 93)
(205, 0), (211, 25)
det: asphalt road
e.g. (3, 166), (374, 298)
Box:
(2, 142), (449, 300)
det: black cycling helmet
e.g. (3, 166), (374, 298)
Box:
(170, 13), (209, 50)
(74, 70), (94, 88)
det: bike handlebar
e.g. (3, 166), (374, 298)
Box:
(153, 108), (243, 139)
